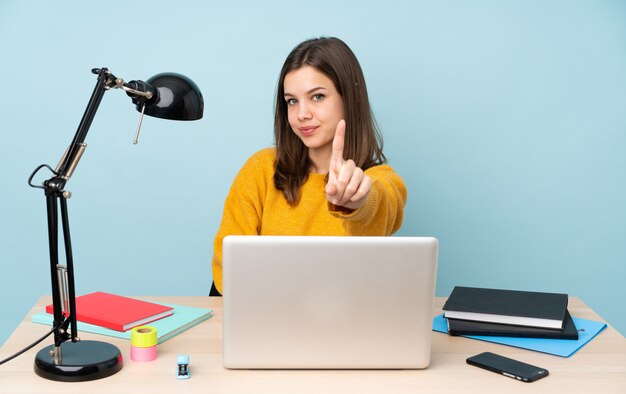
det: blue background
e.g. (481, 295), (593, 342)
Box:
(1, 0), (625, 347)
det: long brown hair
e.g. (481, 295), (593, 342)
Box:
(274, 37), (386, 205)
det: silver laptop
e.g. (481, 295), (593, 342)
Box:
(222, 236), (438, 369)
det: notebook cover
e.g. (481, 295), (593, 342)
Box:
(447, 310), (579, 339)
(442, 286), (568, 328)
(45, 291), (174, 332)
(33, 301), (212, 344)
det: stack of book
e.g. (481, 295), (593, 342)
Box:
(38, 291), (213, 343)
(442, 286), (579, 339)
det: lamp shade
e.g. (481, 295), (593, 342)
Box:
(139, 73), (204, 120)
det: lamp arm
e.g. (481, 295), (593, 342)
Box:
(41, 66), (158, 350)
(48, 68), (115, 190)
(47, 69), (157, 193)
(41, 67), (120, 350)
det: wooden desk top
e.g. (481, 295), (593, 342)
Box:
(1, 296), (624, 393)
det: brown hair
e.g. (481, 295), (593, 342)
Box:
(274, 37), (386, 205)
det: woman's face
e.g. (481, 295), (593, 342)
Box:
(283, 65), (344, 169)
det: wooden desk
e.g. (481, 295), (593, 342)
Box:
(1, 297), (624, 393)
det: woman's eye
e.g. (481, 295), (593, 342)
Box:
(286, 98), (297, 105)
(312, 94), (325, 101)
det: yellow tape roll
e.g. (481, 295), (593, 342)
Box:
(131, 325), (158, 348)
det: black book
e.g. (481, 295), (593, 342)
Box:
(447, 310), (579, 339)
(442, 286), (568, 329)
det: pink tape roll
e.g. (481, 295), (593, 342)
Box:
(130, 344), (157, 362)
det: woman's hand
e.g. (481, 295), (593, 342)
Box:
(325, 120), (372, 210)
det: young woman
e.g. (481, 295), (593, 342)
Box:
(210, 37), (407, 295)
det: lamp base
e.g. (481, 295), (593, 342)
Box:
(34, 340), (123, 382)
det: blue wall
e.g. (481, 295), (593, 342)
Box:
(1, 0), (625, 347)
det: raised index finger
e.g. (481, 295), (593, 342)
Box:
(331, 119), (346, 165)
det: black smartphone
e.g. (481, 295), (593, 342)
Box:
(466, 352), (549, 382)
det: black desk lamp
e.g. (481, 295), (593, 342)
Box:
(27, 67), (203, 382)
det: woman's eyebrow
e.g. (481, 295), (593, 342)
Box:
(284, 86), (328, 97)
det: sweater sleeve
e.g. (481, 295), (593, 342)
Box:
(328, 164), (407, 236)
(211, 149), (272, 294)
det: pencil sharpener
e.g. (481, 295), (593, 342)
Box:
(176, 355), (190, 380)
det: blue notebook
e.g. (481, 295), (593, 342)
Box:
(32, 301), (212, 344)
(432, 314), (606, 357)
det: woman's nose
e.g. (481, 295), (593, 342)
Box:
(297, 102), (312, 121)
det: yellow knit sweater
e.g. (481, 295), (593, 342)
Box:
(211, 147), (407, 293)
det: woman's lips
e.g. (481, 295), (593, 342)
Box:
(299, 126), (318, 136)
